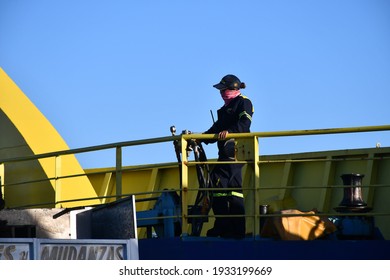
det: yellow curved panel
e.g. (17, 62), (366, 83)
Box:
(0, 67), (99, 207)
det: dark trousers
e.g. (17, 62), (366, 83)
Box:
(209, 196), (245, 238)
(207, 163), (246, 238)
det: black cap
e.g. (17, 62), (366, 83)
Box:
(213, 74), (242, 90)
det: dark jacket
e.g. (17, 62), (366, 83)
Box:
(203, 94), (254, 160)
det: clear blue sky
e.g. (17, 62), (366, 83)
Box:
(1, 0), (389, 168)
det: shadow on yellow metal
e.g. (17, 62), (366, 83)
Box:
(0, 67), (99, 208)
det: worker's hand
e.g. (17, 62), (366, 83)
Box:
(218, 130), (229, 139)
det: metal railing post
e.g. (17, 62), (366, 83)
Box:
(180, 136), (189, 236)
(253, 136), (260, 237)
(116, 146), (122, 199)
(55, 156), (62, 208)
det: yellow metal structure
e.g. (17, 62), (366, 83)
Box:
(1, 67), (390, 240)
(0, 68), (99, 207)
(82, 145), (390, 239)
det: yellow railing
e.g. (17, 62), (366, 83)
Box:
(1, 124), (390, 238)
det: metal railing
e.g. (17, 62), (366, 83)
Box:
(1, 124), (390, 238)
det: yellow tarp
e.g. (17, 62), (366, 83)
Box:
(261, 209), (337, 240)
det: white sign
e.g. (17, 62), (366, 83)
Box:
(40, 244), (125, 260)
(0, 238), (138, 260)
(0, 243), (30, 260)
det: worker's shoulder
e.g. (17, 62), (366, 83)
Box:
(238, 94), (253, 104)
(239, 94), (251, 100)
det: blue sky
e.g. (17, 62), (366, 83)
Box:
(1, 0), (389, 168)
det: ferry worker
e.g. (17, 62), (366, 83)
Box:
(201, 74), (254, 239)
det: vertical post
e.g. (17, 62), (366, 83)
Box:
(55, 156), (62, 208)
(116, 146), (122, 199)
(180, 136), (189, 236)
(236, 136), (259, 237)
(253, 136), (260, 237)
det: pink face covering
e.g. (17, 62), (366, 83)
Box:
(221, 89), (241, 106)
